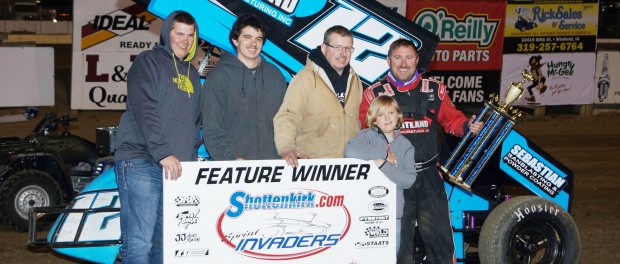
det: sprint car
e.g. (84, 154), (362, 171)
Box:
(28, 0), (579, 263)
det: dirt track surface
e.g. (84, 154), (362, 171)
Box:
(1, 109), (619, 263)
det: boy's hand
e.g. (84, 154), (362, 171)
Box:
(386, 152), (398, 166)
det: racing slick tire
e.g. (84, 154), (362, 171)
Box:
(0, 170), (62, 232)
(479, 196), (580, 264)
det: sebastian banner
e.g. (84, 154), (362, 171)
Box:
(407, 0), (506, 107)
(163, 159), (397, 263)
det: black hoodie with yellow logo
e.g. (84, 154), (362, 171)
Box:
(114, 10), (202, 162)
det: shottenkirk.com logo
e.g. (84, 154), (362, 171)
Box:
(216, 189), (350, 260)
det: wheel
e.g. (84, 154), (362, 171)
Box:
(0, 170), (62, 232)
(479, 196), (580, 264)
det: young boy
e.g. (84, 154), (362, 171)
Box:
(344, 95), (417, 252)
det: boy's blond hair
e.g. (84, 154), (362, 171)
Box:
(365, 95), (403, 129)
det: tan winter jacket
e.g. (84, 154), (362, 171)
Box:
(274, 58), (362, 158)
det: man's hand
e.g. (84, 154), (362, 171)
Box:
(160, 155), (182, 180)
(468, 115), (485, 136)
(280, 149), (308, 168)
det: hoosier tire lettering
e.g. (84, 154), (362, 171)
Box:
(479, 196), (580, 264)
(514, 203), (559, 222)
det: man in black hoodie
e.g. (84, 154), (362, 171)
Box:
(114, 11), (202, 263)
(203, 14), (287, 160)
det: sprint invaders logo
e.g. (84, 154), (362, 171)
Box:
(217, 189), (350, 260)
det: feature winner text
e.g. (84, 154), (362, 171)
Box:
(195, 163), (371, 184)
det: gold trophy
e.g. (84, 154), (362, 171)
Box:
(441, 70), (534, 191)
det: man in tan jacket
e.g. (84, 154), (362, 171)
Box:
(274, 25), (362, 167)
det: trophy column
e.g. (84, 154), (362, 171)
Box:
(440, 70), (534, 191)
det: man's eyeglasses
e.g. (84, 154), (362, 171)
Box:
(324, 43), (355, 53)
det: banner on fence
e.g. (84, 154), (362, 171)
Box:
(0, 47), (54, 107)
(70, 0), (162, 110)
(501, 53), (595, 106)
(502, 1), (597, 105)
(407, 0), (506, 106)
(594, 51), (620, 104)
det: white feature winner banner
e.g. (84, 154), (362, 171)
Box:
(164, 159), (397, 263)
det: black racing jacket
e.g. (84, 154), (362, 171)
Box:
(359, 76), (470, 170)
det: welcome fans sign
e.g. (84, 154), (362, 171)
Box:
(163, 159), (397, 263)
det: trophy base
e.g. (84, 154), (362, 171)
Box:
(441, 166), (473, 192)
(446, 176), (472, 192)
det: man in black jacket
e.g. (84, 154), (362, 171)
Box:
(202, 14), (287, 160)
(360, 38), (483, 263)
(114, 11), (202, 263)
